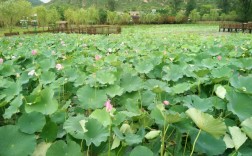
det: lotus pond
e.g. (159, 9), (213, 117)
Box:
(0, 25), (252, 156)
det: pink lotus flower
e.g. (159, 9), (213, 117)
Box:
(0, 58), (3, 64)
(32, 50), (37, 55)
(105, 100), (113, 112)
(163, 100), (170, 105)
(56, 64), (63, 70)
(217, 55), (222, 61)
(95, 55), (101, 61)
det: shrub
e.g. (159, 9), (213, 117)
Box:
(189, 9), (201, 23)
(175, 10), (186, 23)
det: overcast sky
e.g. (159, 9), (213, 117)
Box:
(40, 0), (51, 3)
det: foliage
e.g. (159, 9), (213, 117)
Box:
(47, 7), (60, 25)
(0, 25), (252, 155)
(189, 9), (201, 23)
(107, 11), (120, 25)
(238, 0), (252, 22)
(220, 11), (238, 21)
(86, 6), (100, 24)
(186, 0), (197, 16)
(175, 10), (186, 23)
(34, 6), (48, 30)
(0, 0), (32, 32)
(107, 0), (116, 11)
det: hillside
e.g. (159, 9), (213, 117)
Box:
(46, 0), (175, 11)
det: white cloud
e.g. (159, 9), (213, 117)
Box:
(40, 0), (51, 3)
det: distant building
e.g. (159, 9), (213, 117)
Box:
(56, 21), (68, 29)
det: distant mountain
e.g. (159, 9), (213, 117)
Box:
(29, 0), (43, 5)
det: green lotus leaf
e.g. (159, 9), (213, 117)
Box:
(190, 128), (226, 155)
(171, 82), (191, 94)
(113, 112), (127, 126)
(141, 90), (155, 107)
(17, 112), (46, 134)
(74, 73), (86, 87)
(40, 71), (56, 85)
(241, 117), (252, 140)
(46, 140), (82, 156)
(76, 86), (107, 110)
(3, 95), (23, 119)
(186, 108), (226, 138)
(162, 65), (185, 82)
(211, 66), (232, 79)
(229, 126), (247, 150)
(90, 109), (111, 127)
(183, 95), (214, 112)
(143, 79), (170, 93)
(25, 87), (58, 115)
(135, 61), (154, 74)
(226, 89), (252, 121)
(63, 67), (78, 82)
(41, 121), (58, 142)
(230, 74), (252, 94)
(96, 70), (116, 85)
(125, 133), (143, 145)
(0, 63), (17, 77)
(223, 134), (235, 149)
(0, 125), (36, 156)
(83, 118), (110, 146)
(105, 85), (124, 97)
(120, 74), (143, 92)
(240, 58), (252, 70)
(1, 81), (22, 104)
(166, 111), (185, 124)
(111, 136), (121, 150)
(150, 106), (165, 125)
(32, 142), (52, 156)
(63, 115), (87, 139)
(38, 58), (55, 71)
(130, 146), (154, 156)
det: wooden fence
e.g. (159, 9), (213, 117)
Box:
(219, 23), (252, 33)
(4, 25), (121, 37)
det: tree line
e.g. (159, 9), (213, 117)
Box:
(0, 0), (252, 33)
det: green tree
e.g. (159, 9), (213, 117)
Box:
(171, 0), (183, 15)
(64, 8), (75, 27)
(189, 9), (201, 23)
(209, 9), (219, 21)
(238, 0), (252, 22)
(47, 7), (60, 25)
(175, 10), (186, 23)
(0, 0), (32, 32)
(86, 6), (99, 24)
(107, 11), (120, 25)
(199, 4), (214, 16)
(73, 8), (87, 26)
(34, 6), (47, 30)
(186, 0), (197, 16)
(107, 0), (116, 11)
(217, 0), (230, 13)
(98, 8), (108, 24)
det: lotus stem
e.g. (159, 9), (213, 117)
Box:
(161, 124), (169, 156)
(183, 132), (189, 156)
(190, 129), (201, 156)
